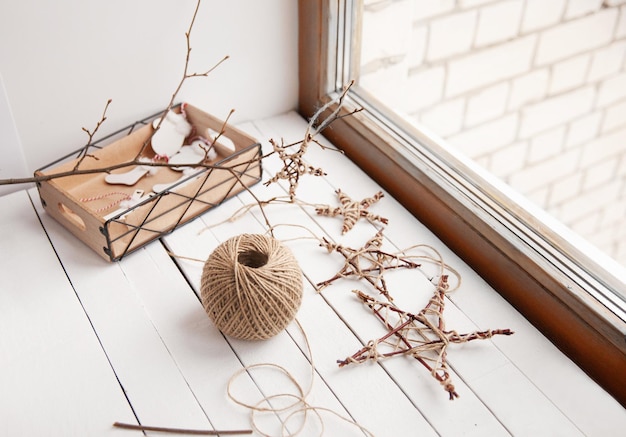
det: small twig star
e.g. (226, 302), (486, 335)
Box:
(264, 138), (326, 200)
(317, 229), (420, 301)
(316, 189), (388, 234)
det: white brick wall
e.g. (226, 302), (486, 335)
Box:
(580, 126), (626, 165)
(521, 0), (566, 33)
(459, 0), (495, 8)
(549, 172), (583, 205)
(617, 5), (626, 38)
(407, 25), (428, 68)
(587, 41), (626, 81)
(519, 87), (595, 138)
(509, 148), (581, 192)
(583, 158), (618, 190)
(404, 66), (445, 112)
(448, 114), (518, 158)
(490, 141), (527, 178)
(360, 0), (626, 266)
(446, 35), (536, 96)
(534, 9), (617, 65)
(527, 126), (566, 163)
(474, 0), (524, 47)
(427, 10), (477, 61)
(419, 98), (466, 136)
(564, 0), (603, 20)
(465, 82), (509, 126)
(565, 112), (602, 147)
(601, 100), (626, 132)
(559, 180), (622, 222)
(361, 0), (412, 67)
(548, 54), (590, 94)
(596, 73), (626, 107)
(410, 0), (455, 21)
(508, 69), (549, 110)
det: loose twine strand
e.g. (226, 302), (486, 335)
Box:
(226, 318), (375, 437)
(197, 197), (325, 235)
(400, 243), (462, 291)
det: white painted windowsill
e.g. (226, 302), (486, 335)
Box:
(1, 111), (624, 436)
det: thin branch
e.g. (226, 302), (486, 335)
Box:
(133, 0), (229, 159)
(113, 422), (251, 435)
(73, 98), (112, 171)
(0, 158), (244, 186)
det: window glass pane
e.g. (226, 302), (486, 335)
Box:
(354, 0), (626, 288)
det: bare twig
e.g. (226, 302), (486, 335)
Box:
(73, 99), (112, 171)
(113, 421), (251, 435)
(135, 0), (229, 159)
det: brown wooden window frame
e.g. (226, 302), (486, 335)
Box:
(297, 0), (626, 406)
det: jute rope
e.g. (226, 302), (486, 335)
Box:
(200, 234), (303, 341)
(227, 319), (375, 437)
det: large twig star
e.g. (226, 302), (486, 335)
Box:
(317, 230), (420, 301)
(338, 276), (514, 400)
(316, 189), (388, 234)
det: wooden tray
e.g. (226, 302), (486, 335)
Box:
(35, 104), (262, 261)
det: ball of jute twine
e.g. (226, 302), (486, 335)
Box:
(200, 233), (303, 341)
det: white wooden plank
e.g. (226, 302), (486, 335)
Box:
(249, 112), (626, 435)
(0, 190), (135, 436)
(28, 189), (232, 433)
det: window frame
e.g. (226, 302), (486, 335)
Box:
(298, 0), (626, 406)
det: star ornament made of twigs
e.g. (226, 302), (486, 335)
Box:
(316, 189), (388, 234)
(264, 137), (326, 200)
(317, 229), (420, 301)
(338, 276), (514, 400)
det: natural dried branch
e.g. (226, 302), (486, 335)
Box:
(74, 98), (112, 170)
(113, 421), (252, 435)
(135, 0), (229, 159)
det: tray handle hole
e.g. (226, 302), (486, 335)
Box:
(58, 202), (86, 231)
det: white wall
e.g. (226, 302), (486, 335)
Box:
(0, 0), (298, 174)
